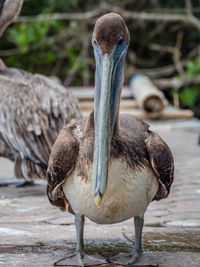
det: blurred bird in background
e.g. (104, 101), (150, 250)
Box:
(0, 0), (82, 186)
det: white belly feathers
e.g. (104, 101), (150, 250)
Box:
(62, 159), (158, 224)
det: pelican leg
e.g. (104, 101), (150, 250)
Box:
(54, 213), (107, 266)
(126, 215), (144, 266)
(108, 214), (158, 266)
(75, 212), (85, 257)
(107, 214), (144, 266)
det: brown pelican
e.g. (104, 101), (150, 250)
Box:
(0, 0), (82, 185)
(47, 13), (174, 266)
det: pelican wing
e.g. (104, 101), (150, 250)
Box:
(145, 130), (174, 200)
(0, 68), (81, 180)
(47, 123), (79, 212)
(0, 74), (52, 174)
(13, 69), (82, 128)
(0, 132), (15, 161)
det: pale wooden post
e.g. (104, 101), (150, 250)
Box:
(130, 74), (168, 119)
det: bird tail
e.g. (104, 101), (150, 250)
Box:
(14, 156), (47, 181)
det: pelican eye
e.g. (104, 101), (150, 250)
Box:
(93, 39), (97, 45)
(118, 36), (124, 45)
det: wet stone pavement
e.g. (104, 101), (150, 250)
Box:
(0, 119), (200, 267)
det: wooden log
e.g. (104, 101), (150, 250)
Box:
(68, 86), (132, 100)
(135, 108), (194, 120)
(82, 107), (194, 120)
(79, 99), (138, 110)
(130, 74), (168, 118)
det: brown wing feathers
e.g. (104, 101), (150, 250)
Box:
(145, 130), (174, 200)
(47, 124), (79, 211)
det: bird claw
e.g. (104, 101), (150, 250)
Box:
(54, 252), (107, 266)
(107, 252), (159, 266)
(122, 232), (135, 246)
(107, 251), (140, 266)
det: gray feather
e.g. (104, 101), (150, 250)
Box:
(0, 67), (82, 181)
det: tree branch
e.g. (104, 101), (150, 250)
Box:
(63, 36), (89, 87)
(136, 44), (200, 78)
(15, 8), (101, 23)
(154, 75), (200, 90)
(185, 0), (193, 16)
(15, 3), (200, 31)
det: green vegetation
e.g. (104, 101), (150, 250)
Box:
(1, 0), (200, 117)
(179, 59), (200, 117)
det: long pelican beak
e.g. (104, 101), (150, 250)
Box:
(92, 41), (128, 207)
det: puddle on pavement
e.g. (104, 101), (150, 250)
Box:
(1, 231), (199, 255)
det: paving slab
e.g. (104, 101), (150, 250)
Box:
(0, 119), (200, 267)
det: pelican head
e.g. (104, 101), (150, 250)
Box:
(92, 13), (130, 207)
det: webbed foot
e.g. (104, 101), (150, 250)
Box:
(54, 252), (108, 266)
(107, 251), (158, 266)
(107, 250), (140, 266)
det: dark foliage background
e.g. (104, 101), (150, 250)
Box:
(1, 0), (200, 116)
